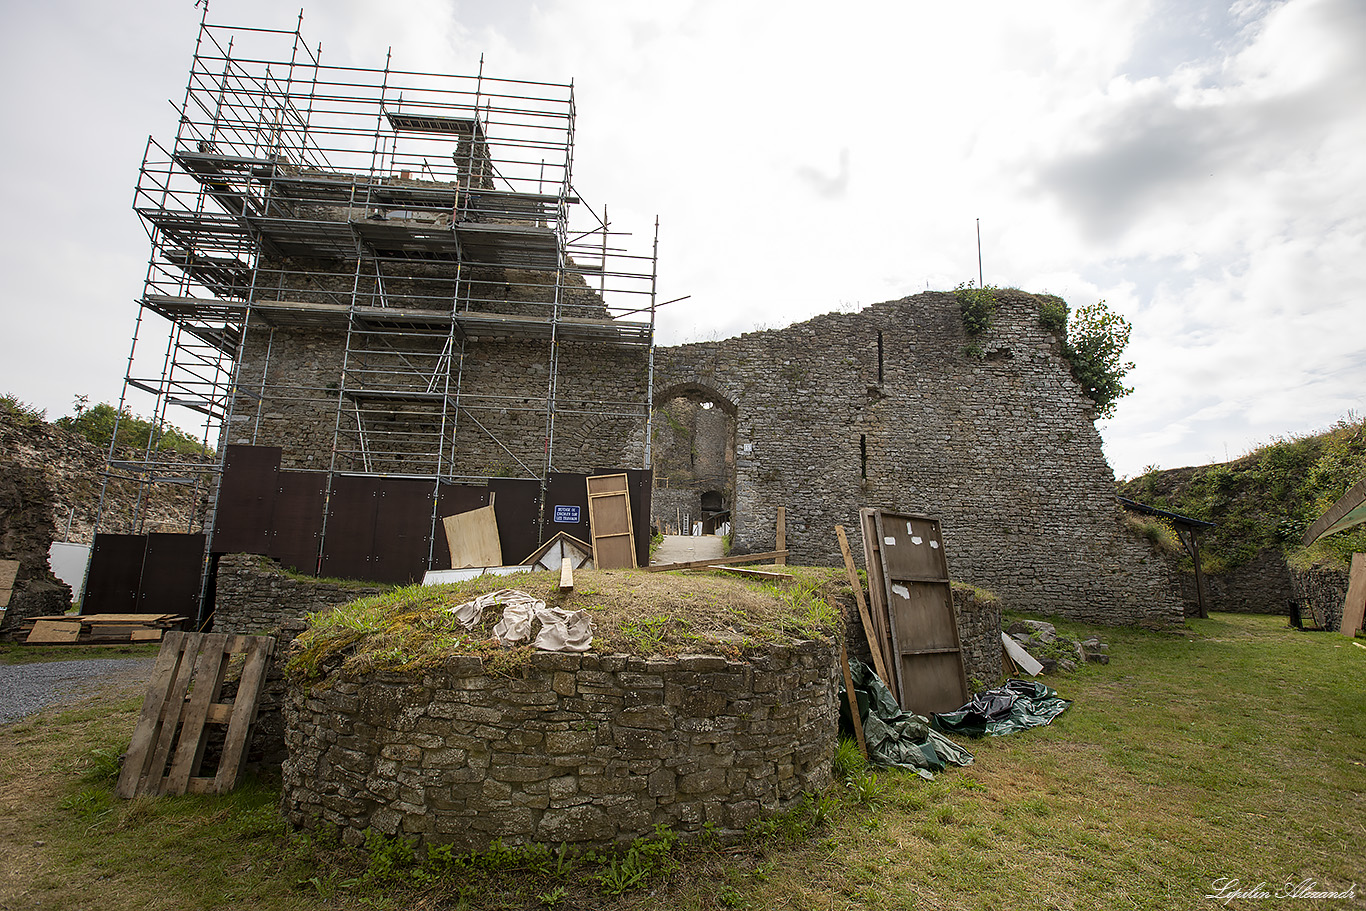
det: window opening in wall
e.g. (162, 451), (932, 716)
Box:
(877, 331), (884, 384)
(860, 434), (868, 479)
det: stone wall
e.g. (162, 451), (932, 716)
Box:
(1288, 563), (1351, 631)
(282, 641), (838, 849)
(0, 405), (207, 631)
(653, 291), (1183, 626)
(212, 553), (390, 634)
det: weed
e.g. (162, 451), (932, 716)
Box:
(537, 885), (566, 906)
(831, 736), (867, 779)
(849, 770), (884, 806)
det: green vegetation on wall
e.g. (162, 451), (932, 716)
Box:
(1118, 414), (1366, 572)
(1059, 300), (1134, 420)
(55, 398), (211, 457)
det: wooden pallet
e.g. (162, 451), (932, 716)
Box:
(116, 631), (275, 798)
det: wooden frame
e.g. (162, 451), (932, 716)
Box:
(586, 474), (636, 569)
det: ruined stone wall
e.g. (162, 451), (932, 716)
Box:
(1288, 563), (1350, 631)
(282, 642), (837, 849)
(212, 553), (390, 633)
(227, 328), (648, 476)
(653, 291), (1183, 626)
(0, 406), (207, 629)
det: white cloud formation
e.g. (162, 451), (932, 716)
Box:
(0, 0), (1360, 480)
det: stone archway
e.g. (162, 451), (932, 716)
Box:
(650, 384), (736, 535)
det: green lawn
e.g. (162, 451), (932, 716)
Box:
(1, 613), (1361, 910)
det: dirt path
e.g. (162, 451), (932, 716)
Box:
(651, 534), (726, 566)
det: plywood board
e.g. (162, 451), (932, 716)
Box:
(1002, 632), (1044, 676)
(442, 496), (502, 568)
(1340, 552), (1366, 636)
(0, 559), (21, 609)
(587, 474), (636, 570)
(870, 510), (969, 715)
(26, 619), (81, 644)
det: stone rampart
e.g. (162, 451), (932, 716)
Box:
(282, 641), (838, 849)
(653, 291), (1182, 626)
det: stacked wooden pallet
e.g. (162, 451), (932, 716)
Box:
(20, 613), (187, 645)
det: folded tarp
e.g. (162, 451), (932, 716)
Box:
(931, 678), (1071, 737)
(840, 658), (974, 776)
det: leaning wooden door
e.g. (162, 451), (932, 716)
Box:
(586, 474), (636, 569)
(873, 510), (969, 714)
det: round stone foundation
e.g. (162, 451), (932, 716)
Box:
(282, 641), (838, 849)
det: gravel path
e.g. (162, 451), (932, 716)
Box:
(0, 658), (154, 725)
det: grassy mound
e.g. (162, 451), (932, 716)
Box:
(288, 566), (848, 680)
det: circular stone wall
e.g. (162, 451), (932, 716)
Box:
(282, 641), (838, 849)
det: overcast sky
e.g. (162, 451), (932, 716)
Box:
(1, 0), (1362, 479)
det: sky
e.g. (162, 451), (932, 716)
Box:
(0, 0), (1362, 479)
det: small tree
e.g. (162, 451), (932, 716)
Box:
(1063, 300), (1134, 419)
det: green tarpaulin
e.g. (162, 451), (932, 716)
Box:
(839, 658), (974, 775)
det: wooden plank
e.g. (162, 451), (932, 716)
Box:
(1340, 553), (1366, 636)
(131, 629), (165, 642)
(165, 634), (232, 794)
(587, 473), (636, 570)
(213, 635), (276, 793)
(646, 549), (789, 573)
(116, 632), (192, 798)
(559, 557), (574, 591)
(840, 642), (867, 760)
(835, 524), (892, 687)
(1002, 632), (1044, 676)
(0, 559), (19, 609)
(705, 566), (795, 583)
(139, 635), (206, 796)
(26, 619), (81, 644)
(775, 507), (787, 566)
(859, 509), (897, 697)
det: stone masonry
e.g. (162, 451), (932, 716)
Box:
(653, 290), (1183, 626)
(282, 641), (838, 850)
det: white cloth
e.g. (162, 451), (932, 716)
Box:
(447, 589), (594, 652)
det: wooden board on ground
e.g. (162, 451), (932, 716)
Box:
(704, 566), (795, 583)
(442, 494), (502, 568)
(1001, 632), (1044, 676)
(116, 631), (275, 799)
(559, 558), (574, 591)
(1340, 552), (1366, 636)
(17, 613), (186, 645)
(522, 531), (595, 572)
(646, 550), (789, 573)
(0, 559), (18, 609)
(836, 523), (893, 687)
(867, 509), (969, 715)
(586, 474), (636, 570)
(26, 619), (81, 644)
(840, 642), (867, 759)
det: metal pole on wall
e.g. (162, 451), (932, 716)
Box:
(977, 218), (984, 287)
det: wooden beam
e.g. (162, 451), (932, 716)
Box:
(1340, 553), (1366, 636)
(775, 507), (787, 565)
(703, 566), (794, 583)
(835, 524), (892, 686)
(646, 550), (789, 572)
(559, 557), (574, 591)
(840, 642), (867, 760)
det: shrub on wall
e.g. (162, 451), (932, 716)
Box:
(953, 283), (997, 338)
(1060, 300), (1134, 420)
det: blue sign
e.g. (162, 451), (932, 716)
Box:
(554, 505), (581, 523)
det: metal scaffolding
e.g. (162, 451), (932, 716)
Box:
(99, 12), (658, 598)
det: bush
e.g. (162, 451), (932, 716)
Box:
(54, 400), (211, 457)
(953, 283), (997, 338)
(1062, 300), (1134, 419)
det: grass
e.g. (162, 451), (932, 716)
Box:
(2, 612), (1363, 909)
(289, 566), (847, 680)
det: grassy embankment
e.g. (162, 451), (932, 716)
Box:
(2, 607), (1362, 910)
